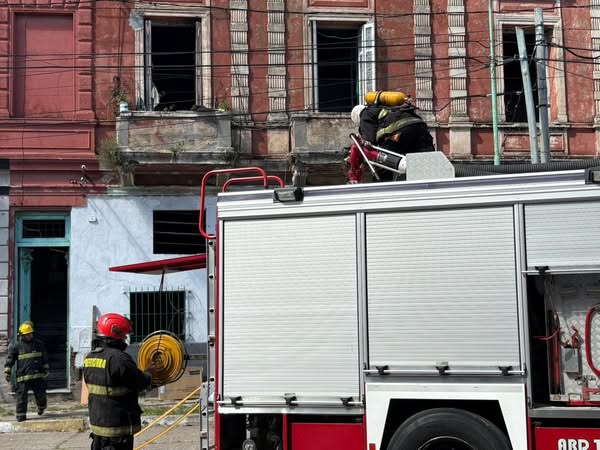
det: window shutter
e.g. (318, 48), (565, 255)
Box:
(358, 22), (376, 105)
(312, 21), (319, 111)
(195, 20), (202, 106)
(144, 20), (153, 111)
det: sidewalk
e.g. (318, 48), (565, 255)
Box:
(0, 395), (201, 433)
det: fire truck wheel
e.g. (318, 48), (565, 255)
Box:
(387, 408), (511, 450)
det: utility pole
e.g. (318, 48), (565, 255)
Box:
(489, 0), (501, 165)
(516, 28), (540, 164)
(535, 8), (551, 163)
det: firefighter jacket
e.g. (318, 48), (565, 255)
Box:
(359, 104), (430, 148)
(83, 345), (152, 438)
(4, 337), (49, 383)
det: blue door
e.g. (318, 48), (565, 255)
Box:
(16, 214), (70, 390)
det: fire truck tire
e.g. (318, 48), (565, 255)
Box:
(387, 408), (511, 450)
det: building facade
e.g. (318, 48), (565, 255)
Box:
(0, 0), (597, 393)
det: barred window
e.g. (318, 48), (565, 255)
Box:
(129, 289), (186, 344)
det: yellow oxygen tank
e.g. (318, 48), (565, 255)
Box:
(364, 90), (408, 106)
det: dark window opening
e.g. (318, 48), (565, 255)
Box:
(502, 28), (551, 123)
(22, 220), (66, 239)
(129, 290), (186, 344)
(316, 25), (359, 112)
(149, 22), (196, 111)
(153, 210), (205, 255)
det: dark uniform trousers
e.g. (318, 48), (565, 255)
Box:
(16, 379), (47, 419)
(90, 434), (134, 450)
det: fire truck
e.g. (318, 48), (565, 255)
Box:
(197, 159), (600, 450)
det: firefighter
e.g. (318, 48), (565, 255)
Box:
(83, 313), (154, 450)
(3, 321), (49, 422)
(348, 99), (435, 182)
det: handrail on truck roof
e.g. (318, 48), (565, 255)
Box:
(199, 167), (284, 239)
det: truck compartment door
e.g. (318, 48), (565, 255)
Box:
(366, 206), (522, 374)
(221, 215), (361, 407)
(525, 201), (600, 270)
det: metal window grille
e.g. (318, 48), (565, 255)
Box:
(129, 288), (186, 344)
(22, 220), (66, 239)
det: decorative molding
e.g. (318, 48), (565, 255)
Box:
(267, 0), (287, 120)
(448, 0), (468, 120)
(130, 6), (211, 111)
(0, 5), (93, 119)
(230, 0), (250, 122)
(413, 0), (434, 121)
(592, 0), (600, 123)
(307, 0), (369, 8)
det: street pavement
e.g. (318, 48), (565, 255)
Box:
(0, 424), (201, 449)
(0, 395), (206, 449)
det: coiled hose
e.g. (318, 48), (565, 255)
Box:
(137, 331), (187, 386)
(453, 159), (600, 177)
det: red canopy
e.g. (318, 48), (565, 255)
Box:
(109, 254), (207, 275)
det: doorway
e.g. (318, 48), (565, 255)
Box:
(16, 215), (70, 390)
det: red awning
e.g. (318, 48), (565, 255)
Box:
(109, 254), (207, 275)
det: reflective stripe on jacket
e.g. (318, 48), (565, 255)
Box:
(83, 345), (152, 437)
(4, 337), (49, 382)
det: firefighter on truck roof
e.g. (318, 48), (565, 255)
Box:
(348, 90), (435, 183)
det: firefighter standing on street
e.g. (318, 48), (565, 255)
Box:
(83, 313), (155, 450)
(3, 321), (49, 422)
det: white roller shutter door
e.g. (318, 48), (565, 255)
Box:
(222, 215), (360, 402)
(366, 207), (521, 372)
(525, 201), (600, 269)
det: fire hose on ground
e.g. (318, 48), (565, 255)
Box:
(133, 331), (202, 449)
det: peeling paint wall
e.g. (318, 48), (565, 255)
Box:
(69, 194), (215, 367)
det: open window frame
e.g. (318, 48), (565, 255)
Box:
(133, 6), (212, 113)
(304, 15), (376, 113)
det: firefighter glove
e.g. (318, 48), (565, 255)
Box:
(4, 369), (10, 383)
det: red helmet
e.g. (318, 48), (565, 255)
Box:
(96, 313), (132, 341)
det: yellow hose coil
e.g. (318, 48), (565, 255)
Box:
(137, 331), (187, 386)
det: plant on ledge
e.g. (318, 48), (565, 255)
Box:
(108, 76), (130, 119)
(97, 138), (136, 186)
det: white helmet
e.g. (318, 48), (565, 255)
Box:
(351, 104), (366, 126)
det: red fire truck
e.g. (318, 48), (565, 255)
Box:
(198, 163), (600, 450)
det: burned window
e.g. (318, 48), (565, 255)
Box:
(153, 210), (205, 255)
(312, 22), (375, 113)
(502, 27), (552, 123)
(145, 21), (199, 111)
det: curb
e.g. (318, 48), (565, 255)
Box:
(0, 414), (200, 433)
